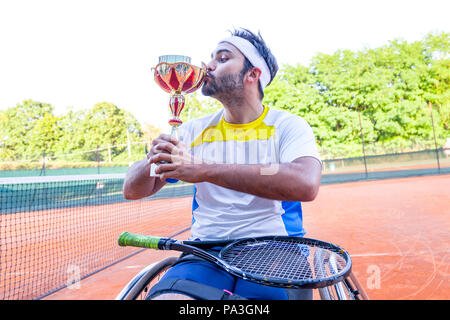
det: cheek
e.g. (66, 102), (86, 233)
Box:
(217, 61), (242, 76)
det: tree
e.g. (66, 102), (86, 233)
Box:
(0, 99), (61, 160)
(0, 100), (145, 162)
(264, 31), (450, 158)
(180, 92), (222, 123)
(55, 102), (143, 161)
(142, 122), (162, 151)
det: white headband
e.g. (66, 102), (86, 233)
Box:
(219, 36), (271, 89)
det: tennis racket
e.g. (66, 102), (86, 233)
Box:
(118, 232), (352, 289)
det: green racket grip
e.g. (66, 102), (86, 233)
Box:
(118, 232), (162, 250)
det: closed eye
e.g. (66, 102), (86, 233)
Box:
(211, 49), (233, 64)
(219, 55), (229, 63)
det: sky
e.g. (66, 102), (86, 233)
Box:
(0, 0), (449, 132)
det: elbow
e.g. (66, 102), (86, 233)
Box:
(123, 191), (134, 200)
(122, 180), (156, 200)
(290, 182), (320, 202)
(303, 185), (319, 202)
(123, 189), (147, 201)
(286, 161), (322, 202)
(122, 182), (142, 201)
(122, 159), (154, 200)
(298, 172), (321, 202)
(122, 188), (136, 200)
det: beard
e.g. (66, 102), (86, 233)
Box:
(201, 69), (245, 98)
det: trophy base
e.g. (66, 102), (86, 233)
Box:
(169, 119), (183, 126)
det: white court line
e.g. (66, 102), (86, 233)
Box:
(352, 250), (430, 258)
(352, 253), (399, 257)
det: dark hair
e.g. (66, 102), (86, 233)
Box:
(231, 28), (279, 99)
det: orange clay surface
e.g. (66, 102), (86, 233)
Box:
(45, 174), (450, 300)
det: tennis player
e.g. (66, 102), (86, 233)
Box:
(123, 28), (322, 300)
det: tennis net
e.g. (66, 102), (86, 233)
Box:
(0, 174), (194, 300)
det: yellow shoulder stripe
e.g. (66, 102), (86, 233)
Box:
(191, 107), (275, 148)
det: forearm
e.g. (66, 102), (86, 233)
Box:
(122, 159), (166, 200)
(200, 159), (321, 202)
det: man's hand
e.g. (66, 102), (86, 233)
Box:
(122, 133), (178, 200)
(148, 135), (204, 183)
(146, 134), (179, 161)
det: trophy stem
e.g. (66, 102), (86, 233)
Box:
(170, 125), (179, 140)
(163, 124), (181, 183)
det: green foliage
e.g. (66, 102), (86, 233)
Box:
(0, 100), (143, 162)
(0, 100), (61, 160)
(57, 102), (142, 161)
(264, 31), (450, 158)
(180, 92), (222, 123)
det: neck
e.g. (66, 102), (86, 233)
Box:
(219, 94), (264, 124)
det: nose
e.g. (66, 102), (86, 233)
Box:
(203, 59), (216, 72)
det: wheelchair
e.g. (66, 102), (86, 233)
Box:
(115, 255), (369, 300)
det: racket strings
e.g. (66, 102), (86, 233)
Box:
(221, 239), (347, 282)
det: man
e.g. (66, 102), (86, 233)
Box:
(122, 28), (322, 300)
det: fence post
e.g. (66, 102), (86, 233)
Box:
(40, 150), (46, 176)
(358, 111), (368, 179)
(126, 130), (131, 160)
(96, 145), (100, 174)
(428, 102), (441, 174)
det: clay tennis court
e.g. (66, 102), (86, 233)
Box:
(41, 173), (449, 300)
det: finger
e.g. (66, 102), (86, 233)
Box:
(167, 135), (180, 145)
(152, 135), (164, 145)
(155, 142), (176, 153)
(151, 134), (172, 146)
(156, 134), (180, 145)
(146, 144), (167, 159)
(160, 169), (178, 182)
(169, 145), (182, 157)
(155, 163), (177, 174)
(149, 152), (172, 164)
(155, 142), (177, 154)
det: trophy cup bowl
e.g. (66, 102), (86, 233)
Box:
(154, 55), (206, 134)
(151, 55), (206, 182)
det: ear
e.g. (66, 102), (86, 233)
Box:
(245, 67), (262, 85)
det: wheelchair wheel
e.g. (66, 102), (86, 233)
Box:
(115, 256), (178, 300)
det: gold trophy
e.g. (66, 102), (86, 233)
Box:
(150, 55), (206, 181)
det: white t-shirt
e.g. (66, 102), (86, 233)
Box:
(178, 106), (321, 241)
